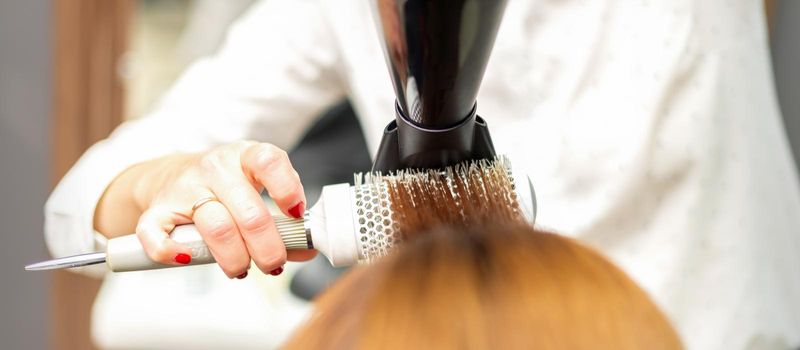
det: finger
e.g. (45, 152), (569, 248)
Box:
(241, 143), (307, 219)
(208, 170), (287, 274)
(287, 249), (318, 262)
(136, 206), (194, 265)
(192, 199), (251, 278)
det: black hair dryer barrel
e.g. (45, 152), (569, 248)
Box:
(371, 0), (508, 172)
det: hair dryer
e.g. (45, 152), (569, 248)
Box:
(371, 0), (509, 172)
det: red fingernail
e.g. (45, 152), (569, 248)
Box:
(269, 266), (284, 276)
(174, 253), (191, 264)
(236, 271), (248, 279)
(288, 202), (304, 219)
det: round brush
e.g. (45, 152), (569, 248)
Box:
(25, 156), (535, 272)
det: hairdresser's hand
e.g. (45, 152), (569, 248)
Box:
(94, 141), (317, 278)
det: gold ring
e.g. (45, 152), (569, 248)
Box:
(191, 196), (218, 215)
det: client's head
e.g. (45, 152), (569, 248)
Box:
(285, 223), (682, 349)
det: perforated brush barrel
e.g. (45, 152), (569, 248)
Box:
(351, 181), (397, 261)
(346, 156), (536, 264)
(371, 0), (508, 172)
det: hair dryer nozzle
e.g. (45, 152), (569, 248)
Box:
(372, 102), (496, 172)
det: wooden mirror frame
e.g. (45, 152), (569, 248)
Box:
(51, 1), (132, 349)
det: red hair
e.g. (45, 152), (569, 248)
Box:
(285, 223), (682, 349)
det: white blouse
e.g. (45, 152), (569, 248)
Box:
(45, 0), (800, 349)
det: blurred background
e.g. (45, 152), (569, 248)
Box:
(0, 0), (797, 348)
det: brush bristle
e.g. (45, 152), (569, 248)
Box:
(353, 156), (525, 260)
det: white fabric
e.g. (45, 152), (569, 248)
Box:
(45, 0), (800, 349)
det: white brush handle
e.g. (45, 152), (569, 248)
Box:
(105, 217), (308, 272)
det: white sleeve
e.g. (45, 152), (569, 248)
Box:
(44, 0), (346, 270)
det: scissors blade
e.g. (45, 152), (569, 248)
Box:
(25, 252), (107, 271)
